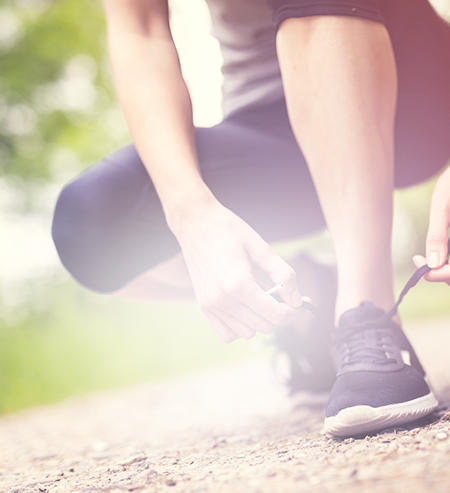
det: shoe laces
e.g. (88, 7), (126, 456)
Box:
(333, 318), (399, 366)
(301, 238), (450, 350)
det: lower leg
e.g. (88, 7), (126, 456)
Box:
(277, 17), (398, 322)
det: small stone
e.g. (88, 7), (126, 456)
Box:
(165, 479), (177, 486)
(133, 470), (158, 484)
(399, 436), (414, 443)
(439, 411), (450, 421)
(111, 471), (132, 483)
(212, 439), (227, 448)
(344, 438), (354, 444)
(117, 455), (146, 467)
(436, 432), (448, 441)
(419, 430), (436, 441)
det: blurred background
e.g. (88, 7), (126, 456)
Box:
(0, 0), (449, 415)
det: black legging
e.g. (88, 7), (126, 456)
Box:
(52, 0), (450, 293)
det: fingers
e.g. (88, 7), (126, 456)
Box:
(200, 287), (293, 335)
(216, 300), (275, 336)
(247, 241), (303, 308)
(211, 306), (259, 340)
(413, 254), (450, 285)
(201, 309), (240, 344)
(426, 223), (449, 268)
(198, 273), (302, 342)
(240, 282), (301, 327)
(426, 177), (450, 268)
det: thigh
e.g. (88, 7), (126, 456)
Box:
(52, 100), (325, 293)
(269, 0), (450, 187)
(52, 145), (181, 292)
(381, 0), (450, 186)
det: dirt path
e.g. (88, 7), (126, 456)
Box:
(1, 319), (450, 493)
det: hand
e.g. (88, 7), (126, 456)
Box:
(413, 166), (450, 285)
(170, 198), (304, 343)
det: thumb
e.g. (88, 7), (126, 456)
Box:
(426, 223), (449, 270)
(426, 191), (449, 268)
(249, 243), (302, 307)
(426, 226), (448, 269)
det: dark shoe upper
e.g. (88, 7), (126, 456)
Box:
(326, 302), (431, 418)
(274, 255), (336, 394)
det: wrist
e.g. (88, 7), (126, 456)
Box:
(163, 182), (218, 236)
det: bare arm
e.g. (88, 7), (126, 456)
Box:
(102, 0), (208, 214)
(102, 0), (303, 341)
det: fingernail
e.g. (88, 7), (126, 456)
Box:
(427, 251), (440, 268)
(292, 291), (303, 307)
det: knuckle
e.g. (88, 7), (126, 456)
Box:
(271, 309), (286, 327)
(258, 323), (275, 335)
(242, 330), (256, 340)
(427, 232), (447, 244)
(221, 276), (242, 297)
(284, 265), (297, 281)
(199, 293), (224, 313)
(276, 265), (296, 285)
(206, 289), (228, 309)
(252, 241), (273, 262)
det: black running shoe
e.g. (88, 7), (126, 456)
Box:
(324, 302), (438, 437)
(273, 256), (336, 394)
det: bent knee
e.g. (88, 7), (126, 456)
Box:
(52, 174), (107, 290)
(52, 159), (148, 292)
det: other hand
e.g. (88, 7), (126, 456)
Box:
(413, 166), (450, 285)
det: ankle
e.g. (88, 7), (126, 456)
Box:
(335, 293), (396, 326)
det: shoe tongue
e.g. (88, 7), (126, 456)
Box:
(338, 301), (385, 330)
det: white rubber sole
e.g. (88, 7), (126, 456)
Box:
(324, 392), (439, 437)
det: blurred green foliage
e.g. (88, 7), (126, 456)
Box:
(0, 0), (129, 183)
(0, 279), (259, 414)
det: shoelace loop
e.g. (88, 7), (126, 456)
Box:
(302, 238), (450, 336)
(333, 325), (398, 366)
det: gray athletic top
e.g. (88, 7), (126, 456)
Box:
(205, 0), (284, 117)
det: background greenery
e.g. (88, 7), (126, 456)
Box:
(0, 0), (449, 415)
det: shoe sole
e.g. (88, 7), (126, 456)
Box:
(324, 392), (438, 437)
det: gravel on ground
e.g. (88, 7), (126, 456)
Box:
(0, 318), (449, 493)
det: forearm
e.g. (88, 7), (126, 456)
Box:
(100, 1), (303, 340)
(108, 30), (214, 228)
